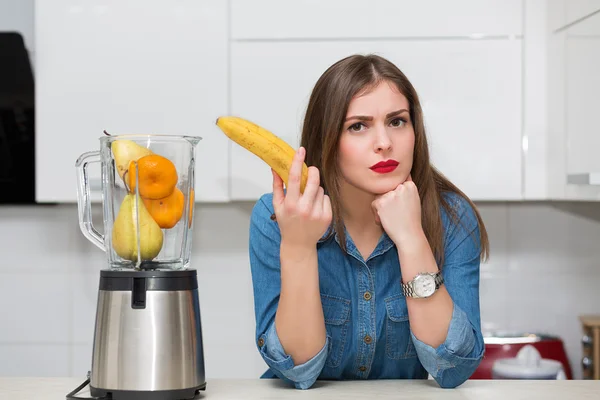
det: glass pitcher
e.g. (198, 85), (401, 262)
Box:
(76, 134), (201, 270)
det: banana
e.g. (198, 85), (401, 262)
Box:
(216, 116), (308, 193)
(228, 117), (297, 160)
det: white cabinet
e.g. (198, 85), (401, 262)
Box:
(547, 3), (600, 200)
(231, 0), (522, 39)
(35, 0), (229, 203)
(566, 20), (600, 174)
(229, 0), (523, 201)
(565, 10), (600, 199)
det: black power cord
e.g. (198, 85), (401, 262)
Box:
(66, 377), (108, 400)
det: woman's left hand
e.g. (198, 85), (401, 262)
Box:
(371, 175), (423, 246)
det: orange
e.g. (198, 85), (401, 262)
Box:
(188, 188), (195, 228)
(143, 188), (185, 229)
(128, 155), (178, 199)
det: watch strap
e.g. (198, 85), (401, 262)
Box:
(434, 272), (444, 290)
(402, 280), (416, 298)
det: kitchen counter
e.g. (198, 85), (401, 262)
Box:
(1, 377), (599, 399)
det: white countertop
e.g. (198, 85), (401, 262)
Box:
(1, 377), (599, 399)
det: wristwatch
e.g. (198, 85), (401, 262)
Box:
(401, 271), (444, 299)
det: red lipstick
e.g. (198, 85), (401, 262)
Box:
(370, 160), (399, 174)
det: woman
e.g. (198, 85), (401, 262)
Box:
(248, 54), (490, 390)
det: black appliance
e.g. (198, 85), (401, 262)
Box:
(0, 31), (35, 204)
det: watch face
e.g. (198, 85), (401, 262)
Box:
(413, 274), (436, 297)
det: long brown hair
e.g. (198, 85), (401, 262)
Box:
(300, 54), (489, 266)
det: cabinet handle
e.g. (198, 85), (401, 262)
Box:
(567, 173), (600, 185)
(582, 356), (593, 369)
(582, 334), (594, 347)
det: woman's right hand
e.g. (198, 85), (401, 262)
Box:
(272, 147), (332, 249)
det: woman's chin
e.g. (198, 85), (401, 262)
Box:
(367, 179), (403, 195)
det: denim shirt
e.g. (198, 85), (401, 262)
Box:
(248, 191), (485, 390)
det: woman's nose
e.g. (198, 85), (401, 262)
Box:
(374, 126), (392, 152)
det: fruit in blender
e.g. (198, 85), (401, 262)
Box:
(127, 154), (178, 199)
(111, 139), (153, 179)
(142, 188), (185, 229)
(112, 193), (164, 261)
(216, 116), (308, 193)
(188, 188), (194, 228)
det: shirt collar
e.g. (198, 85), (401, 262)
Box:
(317, 223), (396, 261)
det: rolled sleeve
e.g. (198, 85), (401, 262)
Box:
(258, 322), (328, 390)
(411, 302), (483, 385)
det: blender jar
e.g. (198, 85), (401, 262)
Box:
(76, 134), (201, 270)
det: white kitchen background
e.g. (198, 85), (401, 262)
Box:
(1, 0), (600, 381)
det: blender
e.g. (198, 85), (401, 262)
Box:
(68, 133), (206, 400)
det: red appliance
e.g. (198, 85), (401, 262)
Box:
(471, 333), (573, 380)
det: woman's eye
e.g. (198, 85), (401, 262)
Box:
(348, 122), (365, 132)
(390, 118), (406, 128)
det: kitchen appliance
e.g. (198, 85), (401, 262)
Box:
(580, 315), (600, 380)
(492, 345), (566, 380)
(472, 332), (573, 380)
(0, 32), (35, 204)
(68, 134), (205, 400)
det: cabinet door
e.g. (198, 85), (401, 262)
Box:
(35, 0), (229, 203)
(231, 0), (522, 39)
(230, 40), (522, 201)
(564, 9), (600, 199)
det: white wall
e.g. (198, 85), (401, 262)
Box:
(478, 201), (600, 380)
(1, 201), (600, 380)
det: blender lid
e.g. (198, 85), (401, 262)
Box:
(492, 345), (564, 378)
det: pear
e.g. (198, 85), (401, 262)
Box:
(112, 193), (164, 261)
(111, 139), (153, 179)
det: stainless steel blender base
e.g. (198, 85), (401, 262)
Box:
(69, 269), (206, 399)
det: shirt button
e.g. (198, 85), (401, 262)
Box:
(359, 366), (367, 372)
(363, 292), (372, 301)
(257, 338), (265, 347)
(364, 335), (373, 344)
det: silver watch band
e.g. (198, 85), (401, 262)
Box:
(402, 271), (444, 298)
